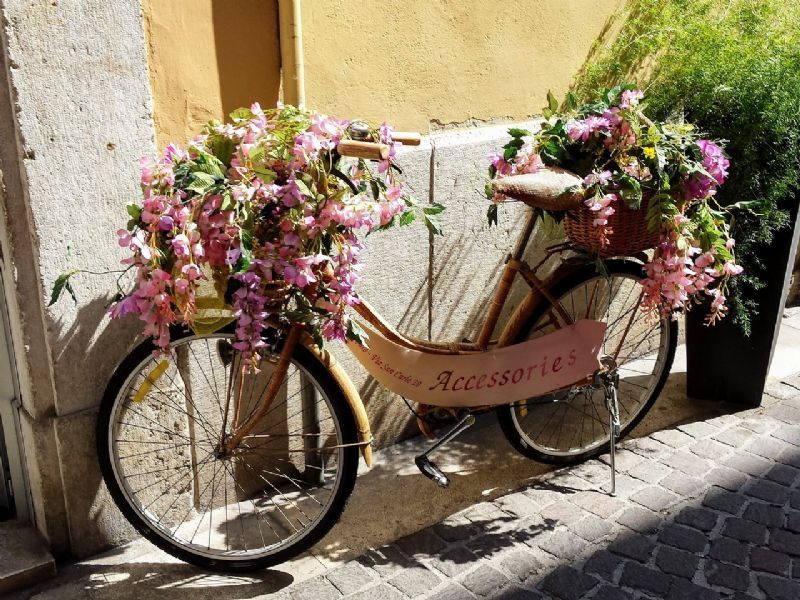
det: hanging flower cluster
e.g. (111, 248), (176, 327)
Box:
(107, 103), (439, 368)
(487, 86), (743, 324)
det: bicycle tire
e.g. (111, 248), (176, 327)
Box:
(97, 326), (359, 571)
(497, 259), (677, 465)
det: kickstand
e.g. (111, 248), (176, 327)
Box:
(601, 371), (621, 495)
(415, 412), (476, 488)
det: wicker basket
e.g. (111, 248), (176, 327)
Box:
(564, 195), (659, 257)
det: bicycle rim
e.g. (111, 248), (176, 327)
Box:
(103, 332), (352, 565)
(508, 262), (674, 459)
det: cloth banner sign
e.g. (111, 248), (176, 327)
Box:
(346, 319), (606, 407)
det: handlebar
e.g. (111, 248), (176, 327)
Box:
(336, 127), (422, 159)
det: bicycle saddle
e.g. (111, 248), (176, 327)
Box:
(492, 167), (584, 211)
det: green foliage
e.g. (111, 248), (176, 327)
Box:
(48, 270), (79, 306)
(573, 0), (800, 335)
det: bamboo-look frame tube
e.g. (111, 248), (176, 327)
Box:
(223, 324), (303, 453)
(391, 132), (422, 146)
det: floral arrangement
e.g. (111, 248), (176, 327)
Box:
(487, 86), (744, 324)
(53, 104), (441, 369)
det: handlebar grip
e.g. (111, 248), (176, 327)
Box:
(337, 140), (390, 160)
(391, 132), (422, 146)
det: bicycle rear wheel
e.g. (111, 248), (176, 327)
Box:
(497, 259), (677, 465)
(98, 327), (359, 571)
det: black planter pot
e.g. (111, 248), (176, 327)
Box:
(686, 195), (800, 406)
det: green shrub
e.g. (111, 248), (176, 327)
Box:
(573, 0), (800, 335)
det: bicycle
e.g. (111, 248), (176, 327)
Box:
(96, 130), (677, 571)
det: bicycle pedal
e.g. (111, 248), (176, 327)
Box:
(415, 455), (450, 488)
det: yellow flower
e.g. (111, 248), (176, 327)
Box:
(643, 147), (656, 159)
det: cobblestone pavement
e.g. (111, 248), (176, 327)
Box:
(270, 372), (800, 600)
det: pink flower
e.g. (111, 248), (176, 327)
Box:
(566, 116), (611, 142)
(620, 90), (644, 109)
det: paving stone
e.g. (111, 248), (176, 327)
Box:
(598, 449), (645, 472)
(712, 427), (755, 448)
(675, 506), (719, 532)
(652, 429), (696, 449)
(583, 549), (622, 580)
(786, 510), (800, 533)
(602, 474), (647, 499)
(568, 515), (615, 542)
(631, 486), (680, 512)
(287, 577), (342, 600)
(792, 491), (800, 509)
(358, 544), (414, 578)
(703, 486), (748, 515)
(568, 461), (612, 486)
(776, 446), (800, 469)
(745, 480), (791, 506)
(326, 562), (376, 595)
(538, 501), (586, 526)
(433, 584), (476, 600)
(568, 491), (625, 519)
(388, 565), (441, 598)
(464, 502), (514, 525)
(608, 532), (656, 563)
(540, 566), (598, 600)
(743, 502), (784, 528)
(433, 521), (479, 543)
(660, 472), (707, 497)
(765, 464), (800, 487)
(708, 537), (749, 566)
(459, 564), (509, 598)
(678, 421), (720, 439)
(749, 437), (794, 461)
(658, 523), (708, 553)
(591, 585), (634, 600)
(496, 585), (545, 599)
(663, 451), (712, 478)
(396, 529), (447, 558)
(722, 516), (768, 544)
(616, 506), (660, 535)
(739, 416), (781, 435)
(723, 452), (773, 476)
(655, 545), (700, 578)
(705, 560), (751, 591)
(771, 424), (800, 446)
(758, 574), (800, 600)
(627, 460), (672, 484)
(627, 437), (672, 460)
(769, 528), (800, 556)
(432, 546), (479, 577)
(690, 439), (732, 461)
(534, 529), (588, 560)
(766, 403), (800, 425)
(494, 493), (543, 519)
(467, 532), (516, 559)
(618, 561), (671, 596)
(345, 583), (404, 600)
(667, 578), (720, 600)
(493, 548), (549, 582)
(750, 547), (790, 576)
(706, 414), (741, 429)
(704, 467), (748, 492)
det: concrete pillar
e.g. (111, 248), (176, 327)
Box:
(0, 0), (156, 556)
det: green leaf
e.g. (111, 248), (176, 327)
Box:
(210, 135), (236, 166)
(49, 270), (79, 306)
(219, 190), (235, 211)
(399, 210), (416, 226)
(423, 210), (443, 235)
(229, 107), (254, 122)
(507, 127), (530, 138)
(253, 167), (276, 182)
(487, 203), (498, 227)
(126, 203), (141, 221)
(423, 203), (446, 216)
(247, 145), (265, 165)
(187, 171), (217, 195)
(547, 90), (559, 113)
(345, 319), (368, 346)
(565, 91), (579, 111)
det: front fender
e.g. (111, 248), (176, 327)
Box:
(305, 341), (373, 467)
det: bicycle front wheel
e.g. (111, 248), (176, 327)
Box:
(98, 328), (359, 571)
(498, 259), (677, 465)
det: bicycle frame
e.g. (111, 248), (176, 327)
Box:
(221, 207), (645, 459)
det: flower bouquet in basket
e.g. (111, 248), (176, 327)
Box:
(487, 85), (744, 324)
(52, 104), (441, 370)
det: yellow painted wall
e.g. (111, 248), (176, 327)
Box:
(302, 1), (625, 131)
(142, 1), (623, 141)
(141, 0), (281, 146)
